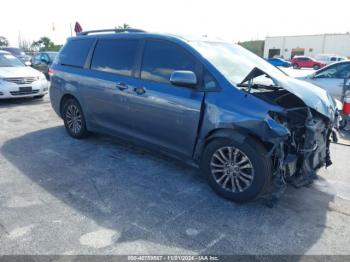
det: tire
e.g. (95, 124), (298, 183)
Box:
(313, 64), (320, 70)
(339, 119), (347, 130)
(201, 137), (272, 203)
(62, 98), (89, 139)
(292, 64), (299, 69)
(33, 95), (45, 99)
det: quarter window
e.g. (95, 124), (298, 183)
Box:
(141, 41), (196, 84)
(58, 39), (94, 68)
(91, 39), (139, 77)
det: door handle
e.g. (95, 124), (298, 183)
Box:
(116, 82), (128, 91)
(134, 86), (146, 95)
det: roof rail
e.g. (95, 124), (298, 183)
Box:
(77, 28), (146, 36)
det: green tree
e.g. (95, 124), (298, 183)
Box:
(31, 36), (62, 52)
(116, 23), (131, 30)
(238, 40), (265, 57)
(0, 36), (9, 47)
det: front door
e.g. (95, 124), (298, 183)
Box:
(311, 62), (350, 100)
(128, 40), (205, 157)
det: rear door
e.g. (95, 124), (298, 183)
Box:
(311, 62), (350, 100)
(82, 38), (141, 137)
(127, 39), (205, 157)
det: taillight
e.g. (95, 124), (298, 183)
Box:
(343, 97), (350, 115)
(48, 68), (54, 76)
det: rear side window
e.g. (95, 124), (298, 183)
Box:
(141, 40), (196, 84)
(58, 38), (94, 67)
(91, 39), (139, 77)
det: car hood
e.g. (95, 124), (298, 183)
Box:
(241, 67), (336, 120)
(0, 66), (42, 78)
(274, 75), (336, 120)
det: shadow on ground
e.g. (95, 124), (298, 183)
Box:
(1, 126), (335, 254)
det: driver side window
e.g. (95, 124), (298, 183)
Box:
(314, 63), (350, 79)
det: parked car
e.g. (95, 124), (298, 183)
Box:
(291, 56), (326, 70)
(267, 58), (291, 67)
(50, 29), (337, 203)
(298, 61), (350, 100)
(0, 47), (31, 64)
(315, 54), (348, 65)
(31, 51), (58, 79)
(0, 50), (49, 99)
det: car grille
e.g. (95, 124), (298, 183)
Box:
(3, 77), (37, 85)
(10, 90), (39, 96)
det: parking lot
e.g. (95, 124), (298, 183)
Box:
(0, 89), (350, 256)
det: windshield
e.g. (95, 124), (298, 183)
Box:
(2, 48), (25, 56)
(0, 53), (25, 67)
(190, 41), (286, 85)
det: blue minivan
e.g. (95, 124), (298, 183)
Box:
(50, 29), (337, 203)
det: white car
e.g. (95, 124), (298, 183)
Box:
(315, 54), (348, 65)
(298, 61), (350, 100)
(0, 50), (49, 99)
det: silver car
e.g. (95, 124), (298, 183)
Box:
(299, 61), (350, 100)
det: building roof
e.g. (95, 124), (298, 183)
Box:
(266, 32), (350, 39)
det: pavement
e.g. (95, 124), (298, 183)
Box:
(0, 94), (350, 256)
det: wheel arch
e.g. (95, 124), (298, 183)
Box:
(195, 127), (274, 164)
(59, 93), (81, 118)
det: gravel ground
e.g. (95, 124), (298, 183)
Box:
(0, 95), (350, 255)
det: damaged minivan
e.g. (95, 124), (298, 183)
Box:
(50, 29), (337, 203)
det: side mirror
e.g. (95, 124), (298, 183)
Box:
(170, 71), (197, 87)
(24, 61), (32, 66)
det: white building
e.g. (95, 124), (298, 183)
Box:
(264, 33), (350, 59)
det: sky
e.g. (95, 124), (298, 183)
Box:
(1, 0), (349, 47)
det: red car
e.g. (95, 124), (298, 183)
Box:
(291, 56), (326, 70)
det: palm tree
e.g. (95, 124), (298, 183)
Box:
(116, 23), (131, 30)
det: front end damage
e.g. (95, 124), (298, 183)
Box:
(267, 106), (334, 206)
(241, 68), (337, 206)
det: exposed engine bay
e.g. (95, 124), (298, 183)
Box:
(239, 71), (336, 206)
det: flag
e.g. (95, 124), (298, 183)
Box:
(74, 22), (83, 34)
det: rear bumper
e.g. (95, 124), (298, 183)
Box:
(0, 80), (49, 99)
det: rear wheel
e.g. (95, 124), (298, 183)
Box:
(292, 63), (299, 69)
(201, 137), (271, 203)
(62, 98), (89, 139)
(313, 64), (320, 70)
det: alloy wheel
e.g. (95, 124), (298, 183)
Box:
(210, 146), (254, 193)
(65, 104), (82, 134)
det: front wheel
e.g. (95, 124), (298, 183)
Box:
(292, 64), (299, 69)
(313, 64), (320, 70)
(201, 137), (271, 203)
(62, 98), (89, 139)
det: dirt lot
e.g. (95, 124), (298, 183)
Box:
(0, 96), (350, 255)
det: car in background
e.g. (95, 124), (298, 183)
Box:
(267, 58), (291, 67)
(49, 29), (337, 203)
(316, 54), (348, 65)
(31, 51), (58, 79)
(291, 56), (326, 70)
(0, 50), (49, 99)
(297, 61), (350, 100)
(0, 47), (31, 64)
